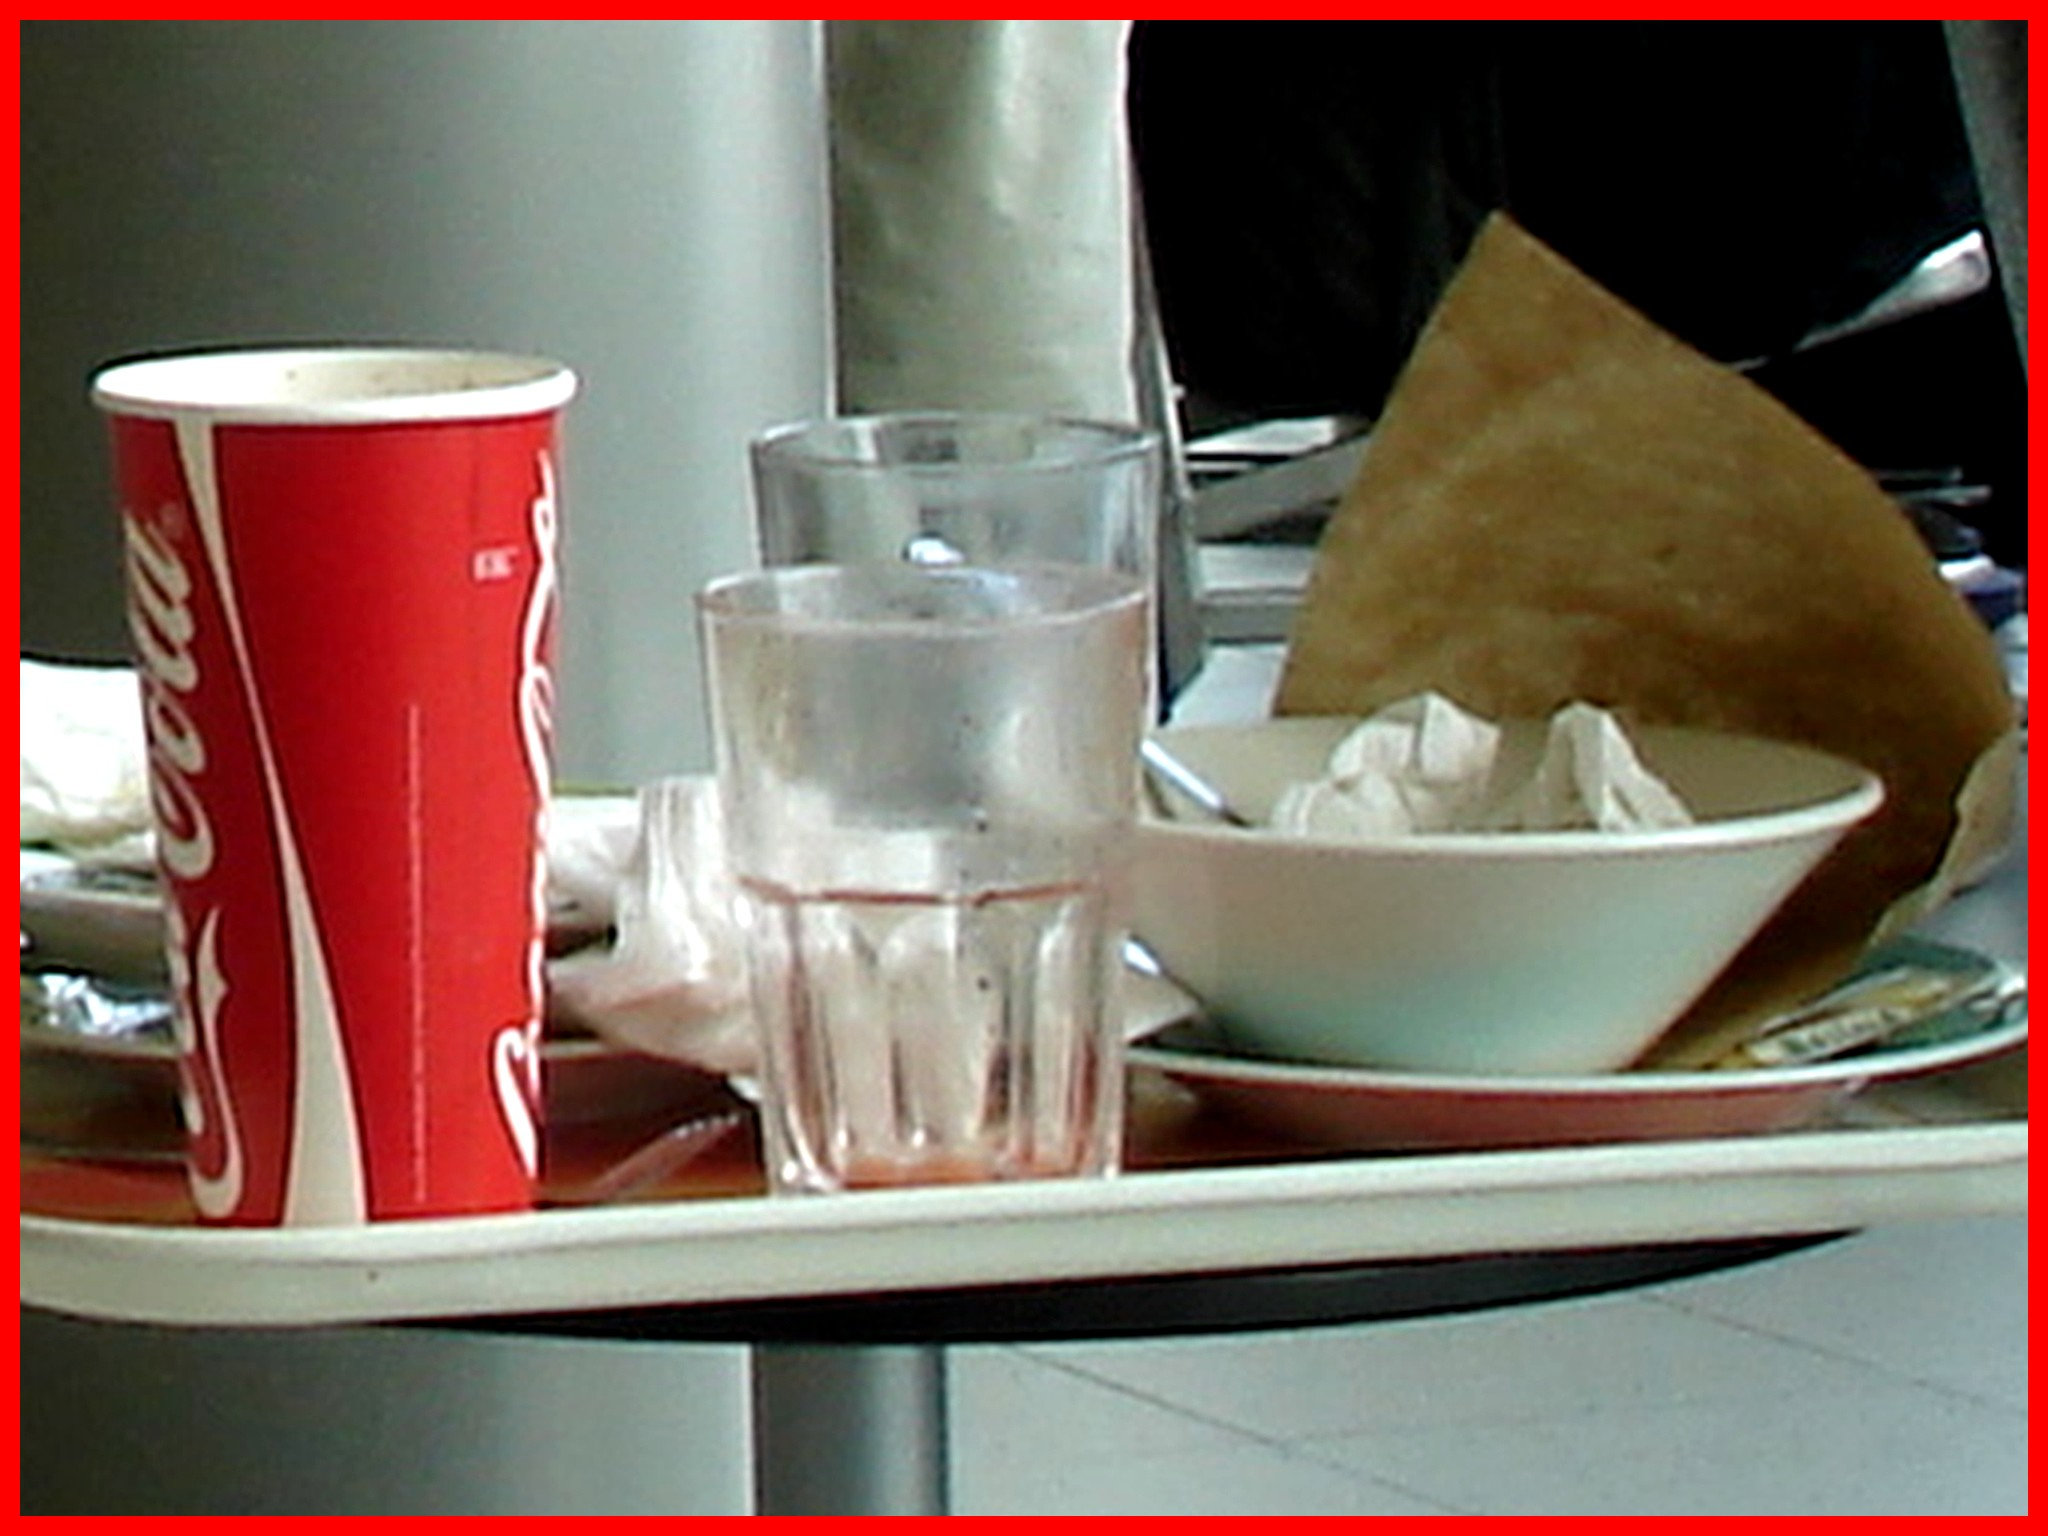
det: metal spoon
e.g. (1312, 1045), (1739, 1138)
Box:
(1141, 738), (1253, 827)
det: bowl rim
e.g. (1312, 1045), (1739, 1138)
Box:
(1142, 719), (1886, 858)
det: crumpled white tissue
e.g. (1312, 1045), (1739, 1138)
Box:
(1486, 700), (1697, 832)
(20, 658), (153, 855)
(543, 794), (644, 946)
(1272, 693), (1695, 838)
(544, 777), (759, 1076)
(546, 775), (1200, 1072)
(1272, 691), (1502, 837)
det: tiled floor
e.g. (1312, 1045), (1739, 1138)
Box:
(946, 1213), (2028, 1516)
(24, 1215), (2024, 1514)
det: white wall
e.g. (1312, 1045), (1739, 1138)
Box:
(21, 20), (834, 782)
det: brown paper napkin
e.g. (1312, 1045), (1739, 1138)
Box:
(1274, 213), (2019, 1066)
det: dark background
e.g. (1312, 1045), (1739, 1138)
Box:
(1128, 20), (2026, 569)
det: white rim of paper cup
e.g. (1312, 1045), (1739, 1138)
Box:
(90, 347), (577, 425)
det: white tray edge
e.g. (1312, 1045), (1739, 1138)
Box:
(21, 1119), (2026, 1329)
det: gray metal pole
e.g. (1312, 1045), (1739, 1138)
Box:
(749, 1344), (951, 1516)
(1944, 19), (2028, 370)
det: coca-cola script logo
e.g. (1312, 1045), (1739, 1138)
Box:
(125, 507), (246, 1217)
(489, 450), (558, 1177)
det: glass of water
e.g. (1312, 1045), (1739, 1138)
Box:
(699, 560), (1149, 1192)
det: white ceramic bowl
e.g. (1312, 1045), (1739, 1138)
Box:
(1133, 717), (1884, 1075)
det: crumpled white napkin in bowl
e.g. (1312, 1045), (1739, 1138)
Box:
(1269, 691), (1696, 840)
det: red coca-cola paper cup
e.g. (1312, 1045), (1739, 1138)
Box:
(93, 347), (577, 1225)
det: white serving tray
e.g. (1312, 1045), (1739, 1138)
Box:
(20, 1059), (2025, 1330)
(22, 693), (2027, 1335)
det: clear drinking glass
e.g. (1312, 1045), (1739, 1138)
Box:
(699, 563), (1149, 1192)
(749, 411), (1159, 582)
(718, 410), (1160, 1193)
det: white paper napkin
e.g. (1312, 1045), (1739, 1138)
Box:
(19, 658), (152, 855)
(1272, 692), (1695, 838)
